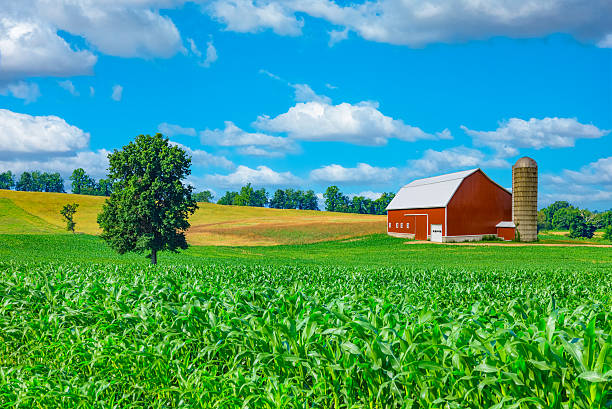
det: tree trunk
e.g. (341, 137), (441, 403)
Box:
(151, 249), (157, 265)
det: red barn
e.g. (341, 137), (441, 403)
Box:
(386, 168), (513, 242)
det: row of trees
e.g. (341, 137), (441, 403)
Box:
(0, 168), (112, 196)
(324, 186), (395, 215)
(0, 170), (65, 192)
(69, 168), (113, 196)
(538, 201), (612, 238)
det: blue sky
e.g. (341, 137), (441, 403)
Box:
(1, 0), (611, 209)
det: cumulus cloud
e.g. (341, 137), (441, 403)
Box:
(0, 81), (41, 103)
(58, 80), (78, 96)
(408, 146), (509, 177)
(347, 191), (383, 200)
(546, 156), (612, 187)
(0, 108), (89, 157)
(255, 100), (450, 146)
(462, 117), (609, 157)
(0, 17), (97, 81)
(214, 0), (612, 48)
(111, 84), (123, 101)
(207, 165), (301, 187)
(292, 83), (331, 104)
(169, 141), (234, 169)
(207, 0), (303, 36)
(201, 121), (299, 155)
(310, 163), (397, 184)
(187, 38), (202, 57)
(37, 0), (183, 58)
(0, 149), (110, 179)
(158, 122), (197, 137)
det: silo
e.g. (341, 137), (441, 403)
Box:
(512, 157), (538, 242)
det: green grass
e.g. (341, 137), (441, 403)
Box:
(0, 198), (63, 234)
(0, 233), (610, 407)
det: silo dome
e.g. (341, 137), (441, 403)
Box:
(512, 157), (538, 242)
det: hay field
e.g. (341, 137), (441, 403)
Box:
(0, 190), (386, 245)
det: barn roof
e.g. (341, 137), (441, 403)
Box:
(386, 168), (479, 210)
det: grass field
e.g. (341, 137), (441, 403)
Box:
(0, 190), (385, 245)
(0, 191), (610, 407)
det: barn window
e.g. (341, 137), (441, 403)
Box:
(395, 223), (398, 228)
(400, 223), (403, 228)
(406, 223), (410, 228)
(388, 222), (391, 228)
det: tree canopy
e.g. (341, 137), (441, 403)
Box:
(70, 168), (112, 196)
(97, 134), (197, 265)
(15, 171), (65, 192)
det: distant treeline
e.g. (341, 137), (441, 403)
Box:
(538, 201), (612, 239)
(0, 169), (111, 196)
(199, 184), (395, 214)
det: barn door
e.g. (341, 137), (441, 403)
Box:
(430, 224), (443, 242)
(415, 215), (427, 240)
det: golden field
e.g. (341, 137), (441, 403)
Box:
(0, 190), (386, 246)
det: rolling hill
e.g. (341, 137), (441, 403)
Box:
(0, 190), (386, 246)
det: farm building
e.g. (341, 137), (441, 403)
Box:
(386, 168), (513, 242)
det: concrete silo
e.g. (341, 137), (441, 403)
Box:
(512, 157), (538, 242)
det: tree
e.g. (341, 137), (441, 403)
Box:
(373, 192), (395, 215)
(217, 191), (239, 205)
(60, 203), (79, 233)
(97, 134), (197, 265)
(0, 171), (15, 190)
(15, 172), (35, 191)
(568, 217), (596, 239)
(70, 168), (96, 194)
(193, 190), (214, 203)
(269, 189), (287, 209)
(302, 190), (319, 210)
(15, 171), (65, 192)
(603, 225), (612, 241)
(551, 207), (581, 230)
(324, 186), (349, 212)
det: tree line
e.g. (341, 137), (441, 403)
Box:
(0, 168), (112, 196)
(195, 184), (395, 214)
(538, 201), (612, 239)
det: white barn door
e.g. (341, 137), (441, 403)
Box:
(430, 224), (443, 242)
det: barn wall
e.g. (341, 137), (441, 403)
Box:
(387, 208), (445, 240)
(446, 171), (512, 236)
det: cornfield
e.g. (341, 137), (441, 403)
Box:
(0, 261), (610, 408)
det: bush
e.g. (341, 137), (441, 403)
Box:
(603, 225), (612, 241)
(568, 218), (596, 239)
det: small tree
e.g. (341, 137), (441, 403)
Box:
(603, 225), (612, 241)
(97, 134), (197, 265)
(0, 171), (15, 190)
(193, 190), (214, 203)
(60, 203), (79, 233)
(568, 217), (596, 239)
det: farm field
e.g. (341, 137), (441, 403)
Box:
(0, 190), (386, 245)
(0, 232), (611, 408)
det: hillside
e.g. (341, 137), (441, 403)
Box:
(0, 190), (386, 245)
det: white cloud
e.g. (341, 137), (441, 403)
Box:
(0, 81), (41, 103)
(348, 191), (383, 200)
(89, 86), (95, 97)
(236, 146), (285, 157)
(201, 121), (299, 155)
(547, 156), (612, 186)
(111, 84), (123, 101)
(207, 0), (303, 36)
(462, 117), (609, 157)
(328, 27), (348, 46)
(158, 122), (197, 137)
(187, 38), (202, 57)
(598, 34), (612, 48)
(169, 141), (234, 169)
(201, 39), (218, 67)
(0, 149), (110, 179)
(291, 0), (612, 48)
(58, 80), (78, 96)
(207, 165), (301, 187)
(292, 83), (331, 104)
(255, 100), (449, 146)
(38, 0), (184, 58)
(0, 108), (89, 156)
(310, 163), (397, 184)
(408, 146), (509, 177)
(0, 17), (97, 81)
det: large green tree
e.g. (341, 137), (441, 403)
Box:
(97, 134), (197, 265)
(0, 171), (15, 190)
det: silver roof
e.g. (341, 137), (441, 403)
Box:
(496, 221), (516, 228)
(386, 169), (479, 210)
